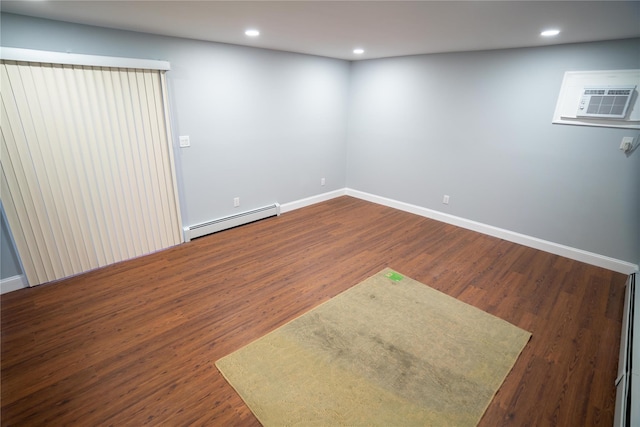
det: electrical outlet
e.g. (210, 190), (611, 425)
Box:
(233, 197), (240, 207)
(179, 135), (190, 148)
(620, 136), (634, 153)
(321, 177), (326, 186)
(443, 195), (450, 204)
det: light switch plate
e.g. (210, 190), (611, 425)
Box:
(179, 135), (190, 147)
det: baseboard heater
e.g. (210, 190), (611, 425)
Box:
(183, 203), (280, 242)
(614, 272), (638, 427)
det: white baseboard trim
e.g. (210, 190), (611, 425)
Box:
(1, 274), (28, 294)
(346, 188), (639, 275)
(280, 188), (347, 214)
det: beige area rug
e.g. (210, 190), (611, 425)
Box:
(215, 268), (531, 426)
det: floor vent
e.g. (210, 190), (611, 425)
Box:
(183, 203), (280, 242)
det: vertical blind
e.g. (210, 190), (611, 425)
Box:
(0, 59), (182, 286)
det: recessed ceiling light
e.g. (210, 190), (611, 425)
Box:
(541, 29), (560, 37)
(245, 29), (260, 37)
(353, 48), (364, 55)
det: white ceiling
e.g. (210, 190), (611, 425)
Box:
(2, 1), (640, 61)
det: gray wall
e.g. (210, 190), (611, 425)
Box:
(347, 39), (640, 265)
(1, 13), (639, 280)
(0, 13), (350, 230)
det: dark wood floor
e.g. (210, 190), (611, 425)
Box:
(1, 196), (628, 426)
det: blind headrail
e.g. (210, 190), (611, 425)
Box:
(0, 47), (170, 71)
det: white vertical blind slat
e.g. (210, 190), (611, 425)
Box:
(87, 67), (127, 262)
(25, 67), (75, 277)
(119, 68), (151, 255)
(63, 63), (104, 269)
(129, 70), (158, 251)
(160, 72), (183, 244)
(0, 113), (47, 285)
(28, 64), (81, 276)
(9, 62), (70, 280)
(53, 63), (97, 271)
(74, 65), (114, 266)
(145, 71), (173, 248)
(0, 59), (181, 287)
(138, 70), (168, 250)
(1, 62), (58, 283)
(101, 69), (138, 259)
(43, 63), (93, 272)
(105, 69), (145, 257)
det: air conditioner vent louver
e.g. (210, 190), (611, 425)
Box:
(577, 86), (636, 119)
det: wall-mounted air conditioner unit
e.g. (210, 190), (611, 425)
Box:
(552, 70), (640, 130)
(576, 86), (636, 119)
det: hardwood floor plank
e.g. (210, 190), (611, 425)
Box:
(1, 196), (627, 426)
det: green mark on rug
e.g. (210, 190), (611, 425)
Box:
(385, 271), (404, 281)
